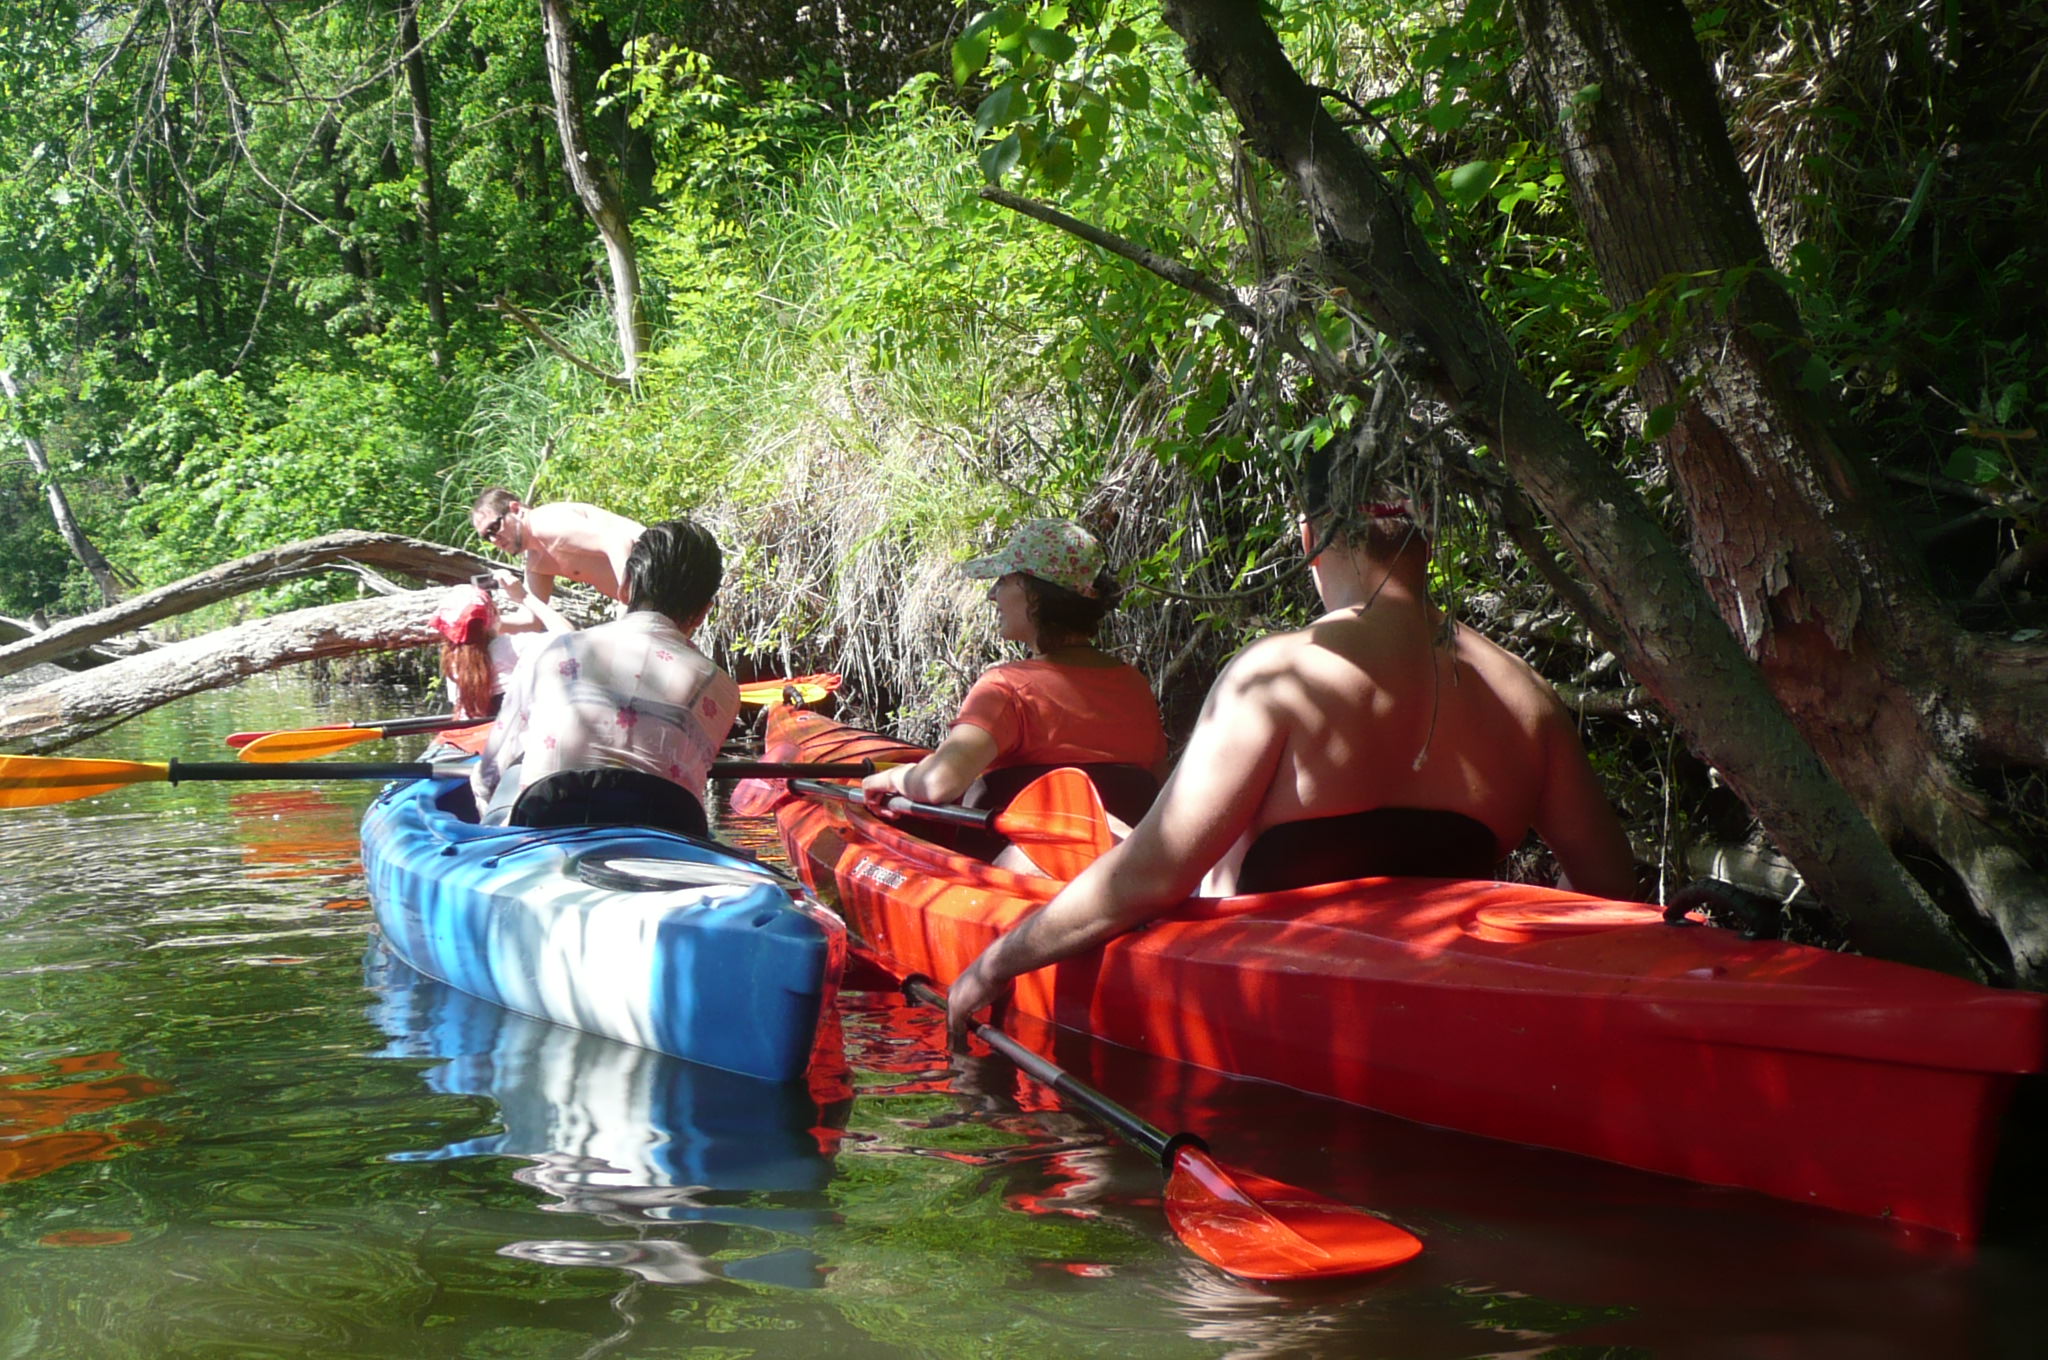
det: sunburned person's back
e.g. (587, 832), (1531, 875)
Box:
(1199, 563), (1633, 896)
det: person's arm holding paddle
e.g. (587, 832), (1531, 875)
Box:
(860, 725), (999, 809)
(947, 637), (1290, 1039)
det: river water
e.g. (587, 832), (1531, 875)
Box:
(1, 674), (2043, 1358)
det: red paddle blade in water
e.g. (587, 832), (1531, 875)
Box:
(1165, 1147), (1423, 1281)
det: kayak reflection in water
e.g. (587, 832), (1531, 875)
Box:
(366, 946), (847, 1288)
(860, 519), (1168, 871)
(946, 459), (1638, 1039)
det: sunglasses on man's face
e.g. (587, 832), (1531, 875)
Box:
(478, 514), (507, 541)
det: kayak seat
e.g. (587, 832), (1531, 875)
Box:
(1236, 807), (1502, 893)
(929, 762), (1161, 863)
(509, 766), (710, 839)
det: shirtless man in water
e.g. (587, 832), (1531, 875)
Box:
(945, 482), (1638, 1039)
(471, 488), (645, 605)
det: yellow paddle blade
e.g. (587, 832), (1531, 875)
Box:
(738, 680), (829, 708)
(237, 727), (385, 762)
(0, 755), (171, 808)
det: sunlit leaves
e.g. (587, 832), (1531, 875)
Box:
(953, 5), (1154, 189)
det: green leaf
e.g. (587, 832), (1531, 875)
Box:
(1025, 28), (1077, 62)
(1643, 404), (1677, 439)
(1944, 447), (2004, 485)
(1446, 159), (1501, 210)
(1108, 66), (1150, 110)
(1103, 25), (1137, 55)
(979, 132), (1023, 184)
(1037, 136), (1076, 190)
(1800, 352), (1833, 393)
(1994, 381), (2027, 425)
(1423, 99), (1471, 133)
(952, 31), (991, 87)
(974, 82), (1023, 135)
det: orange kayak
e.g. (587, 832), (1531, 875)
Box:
(761, 705), (2047, 1237)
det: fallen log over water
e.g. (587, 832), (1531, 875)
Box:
(0, 591), (446, 754)
(0, 532), (493, 681)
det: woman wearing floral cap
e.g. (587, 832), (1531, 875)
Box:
(861, 518), (1167, 854)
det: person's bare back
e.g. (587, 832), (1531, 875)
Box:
(471, 490), (644, 604)
(519, 502), (645, 603)
(1207, 597), (1633, 897)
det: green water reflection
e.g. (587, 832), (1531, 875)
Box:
(1, 675), (2042, 1358)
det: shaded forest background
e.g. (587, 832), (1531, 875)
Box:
(1, 2), (2043, 976)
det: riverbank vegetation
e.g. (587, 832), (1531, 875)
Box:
(2, 2), (2043, 979)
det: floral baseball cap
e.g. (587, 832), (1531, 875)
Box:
(431, 585), (497, 646)
(959, 519), (1104, 597)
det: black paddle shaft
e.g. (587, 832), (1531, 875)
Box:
(789, 778), (995, 829)
(164, 760), (874, 784)
(902, 977), (1202, 1170)
(166, 760), (446, 782)
(715, 761), (873, 780)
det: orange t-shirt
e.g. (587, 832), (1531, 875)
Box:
(952, 657), (1167, 772)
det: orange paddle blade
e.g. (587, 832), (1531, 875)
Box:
(225, 724), (344, 749)
(1166, 1148), (1423, 1281)
(0, 756), (170, 808)
(237, 727), (389, 762)
(991, 768), (1114, 881)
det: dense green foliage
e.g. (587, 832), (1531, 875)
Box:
(0, 3), (2039, 773)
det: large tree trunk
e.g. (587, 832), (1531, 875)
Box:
(0, 532), (492, 679)
(0, 591), (446, 753)
(399, 0), (450, 372)
(1157, 0), (1989, 980)
(540, 0), (646, 384)
(1, 371), (126, 606)
(1507, 0), (2048, 979)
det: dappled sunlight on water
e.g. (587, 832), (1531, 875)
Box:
(0, 676), (2042, 1357)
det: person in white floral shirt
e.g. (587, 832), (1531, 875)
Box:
(470, 518), (740, 834)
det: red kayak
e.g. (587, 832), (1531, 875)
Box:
(760, 705), (2046, 1237)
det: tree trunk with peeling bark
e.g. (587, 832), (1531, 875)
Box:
(1157, 0), (1995, 981)
(540, 0), (646, 384)
(1505, 0), (2048, 980)
(0, 591), (448, 753)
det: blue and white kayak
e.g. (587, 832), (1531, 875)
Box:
(360, 777), (845, 1082)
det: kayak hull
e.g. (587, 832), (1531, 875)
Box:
(761, 706), (2046, 1235)
(362, 777), (844, 1082)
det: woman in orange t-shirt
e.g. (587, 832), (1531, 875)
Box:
(861, 519), (1167, 832)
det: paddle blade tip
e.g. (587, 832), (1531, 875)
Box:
(1165, 1151), (1423, 1281)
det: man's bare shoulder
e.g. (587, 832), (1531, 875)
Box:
(1452, 622), (1573, 724)
(1208, 627), (1318, 702)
